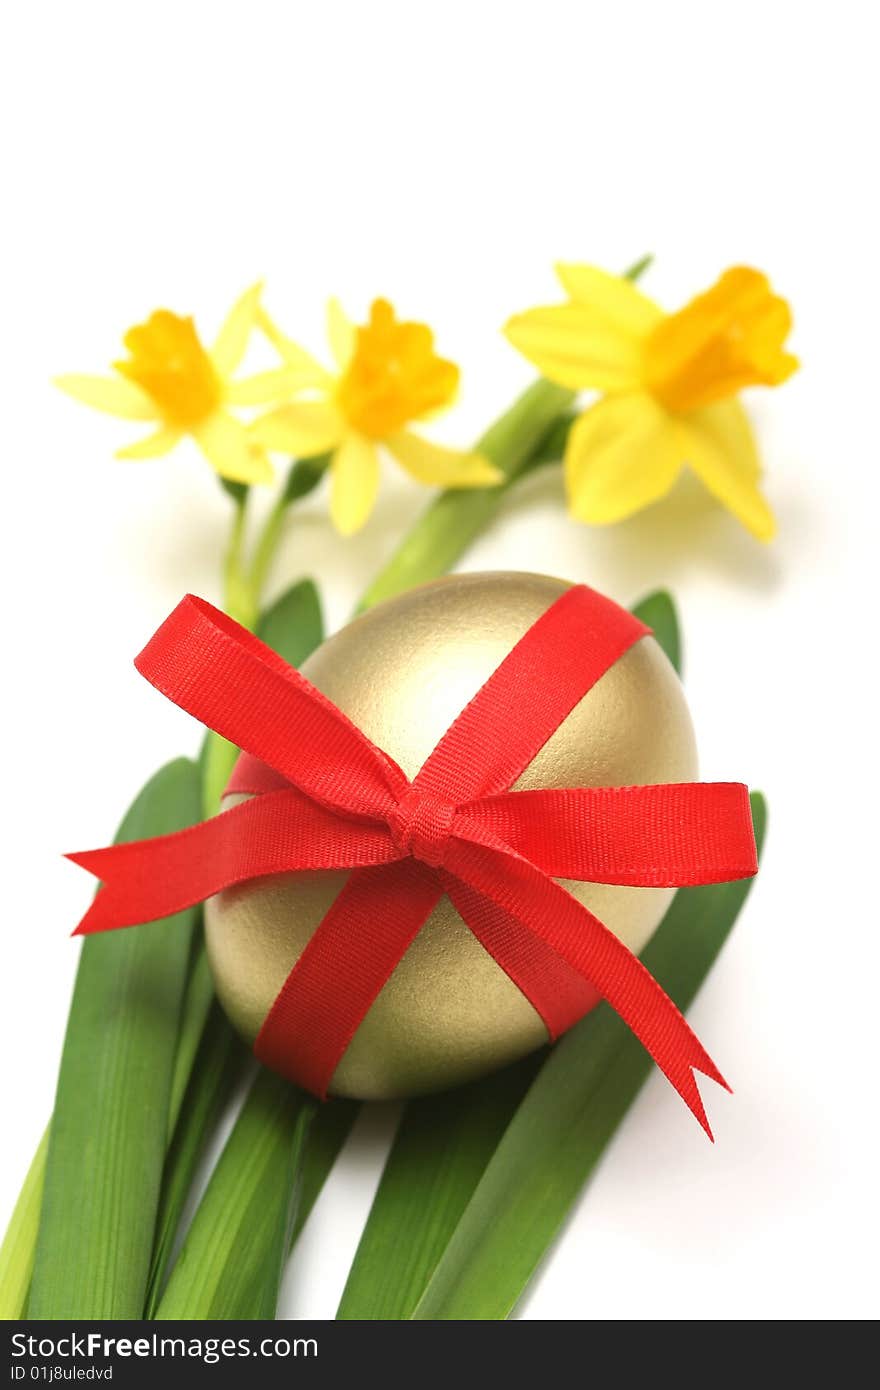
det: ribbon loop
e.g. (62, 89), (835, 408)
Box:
(68, 586), (759, 1136)
(135, 594), (408, 821)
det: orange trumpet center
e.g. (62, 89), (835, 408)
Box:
(336, 298), (459, 438)
(642, 267), (798, 414)
(116, 311), (221, 428)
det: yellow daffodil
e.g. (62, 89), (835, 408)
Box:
(56, 285), (302, 485)
(251, 297), (501, 534)
(505, 265), (798, 540)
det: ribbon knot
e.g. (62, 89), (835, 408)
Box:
(387, 786), (456, 868)
(66, 586), (759, 1138)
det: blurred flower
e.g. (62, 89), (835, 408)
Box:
(505, 265), (798, 540)
(251, 297), (500, 534)
(56, 285), (300, 485)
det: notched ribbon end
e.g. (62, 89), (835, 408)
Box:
(65, 848), (101, 874)
(64, 848), (110, 935)
(691, 1060), (733, 1142)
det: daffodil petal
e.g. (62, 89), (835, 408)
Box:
(504, 303), (643, 391)
(682, 399), (761, 480)
(554, 263), (663, 336)
(386, 431), (502, 488)
(225, 367), (316, 407)
(679, 404), (776, 540)
(250, 399), (344, 456)
(210, 282), (263, 376)
(115, 427), (182, 459)
(330, 434), (380, 535)
(257, 307), (331, 385)
(55, 374), (158, 421)
(565, 394), (682, 524)
(327, 297), (356, 369)
(193, 411), (274, 485)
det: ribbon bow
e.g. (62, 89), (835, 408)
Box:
(69, 586), (758, 1136)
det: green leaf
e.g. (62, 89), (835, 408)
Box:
(150, 579), (328, 1312)
(166, 945), (215, 1138)
(412, 793), (767, 1319)
(632, 589), (682, 676)
(290, 1100), (359, 1249)
(336, 1057), (541, 1319)
(155, 1073), (316, 1320)
(0, 1125), (49, 1319)
(256, 577), (324, 667)
(144, 1001), (250, 1316)
(218, 476), (249, 507)
(28, 758), (203, 1319)
(149, 1087), (355, 1319)
(281, 455), (330, 507)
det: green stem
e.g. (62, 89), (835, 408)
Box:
(200, 733), (239, 822)
(222, 491), (257, 629)
(247, 456), (330, 603)
(247, 490), (289, 605)
(200, 488), (256, 816)
(357, 379), (575, 612)
(201, 496), (256, 818)
(200, 483), (275, 816)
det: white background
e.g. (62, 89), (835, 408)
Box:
(1, 0), (877, 1321)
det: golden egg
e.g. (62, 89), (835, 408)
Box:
(204, 571), (697, 1099)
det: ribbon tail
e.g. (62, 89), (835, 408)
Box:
(445, 835), (728, 1138)
(255, 860), (444, 1097)
(441, 870), (600, 1038)
(67, 832), (214, 936)
(68, 790), (400, 935)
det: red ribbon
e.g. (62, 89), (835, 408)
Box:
(69, 586), (758, 1137)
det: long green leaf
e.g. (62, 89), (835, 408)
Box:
(337, 1058), (542, 1319)
(150, 1088), (355, 1318)
(334, 591), (682, 1319)
(289, 1100), (359, 1249)
(155, 1073), (315, 1320)
(145, 575), (328, 1301)
(144, 1002), (250, 1316)
(28, 758), (202, 1319)
(166, 946), (215, 1137)
(413, 793), (767, 1319)
(0, 1125), (49, 1319)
